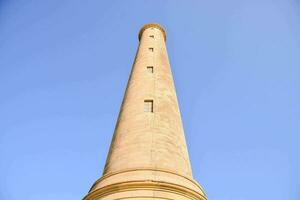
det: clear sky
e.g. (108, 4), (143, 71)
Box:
(0, 0), (299, 199)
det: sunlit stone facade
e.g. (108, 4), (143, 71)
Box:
(84, 23), (207, 200)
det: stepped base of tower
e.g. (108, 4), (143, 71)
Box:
(84, 168), (207, 200)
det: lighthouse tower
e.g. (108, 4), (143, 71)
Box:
(84, 23), (207, 200)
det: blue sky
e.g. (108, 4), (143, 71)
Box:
(0, 0), (300, 199)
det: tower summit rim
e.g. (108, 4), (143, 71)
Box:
(138, 23), (167, 41)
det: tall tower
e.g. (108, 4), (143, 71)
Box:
(84, 23), (207, 200)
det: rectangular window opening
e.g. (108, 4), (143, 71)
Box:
(147, 66), (153, 73)
(144, 100), (153, 113)
(149, 47), (154, 52)
(149, 35), (154, 38)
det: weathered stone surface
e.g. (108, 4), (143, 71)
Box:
(84, 23), (207, 200)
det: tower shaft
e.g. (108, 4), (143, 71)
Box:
(84, 23), (207, 200)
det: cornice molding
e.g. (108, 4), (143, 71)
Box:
(89, 167), (205, 194)
(84, 180), (207, 200)
(138, 23), (167, 41)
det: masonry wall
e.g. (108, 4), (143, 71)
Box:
(84, 24), (207, 200)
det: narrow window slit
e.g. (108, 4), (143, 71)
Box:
(144, 100), (153, 113)
(147, 66), (153, 73)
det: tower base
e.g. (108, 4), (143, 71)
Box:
(84, 168), (207, 200)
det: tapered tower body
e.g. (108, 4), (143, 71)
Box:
(84, 23), (207, 200)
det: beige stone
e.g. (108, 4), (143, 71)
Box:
(83, 23), (207, 200)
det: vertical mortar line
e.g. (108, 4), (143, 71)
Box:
(151, 29), (155, 168)
(148, 30), (154, 176)
(152, 28), (157, 197)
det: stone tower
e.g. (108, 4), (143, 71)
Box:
(84, 23), (207, 200)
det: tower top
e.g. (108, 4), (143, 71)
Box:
(138, 23), (167, 41)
